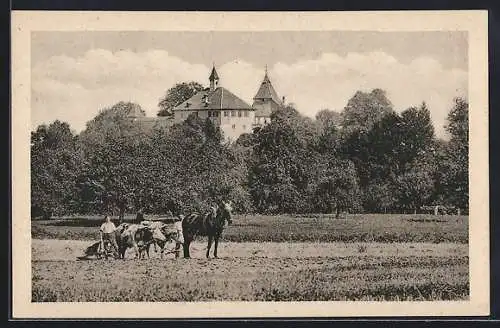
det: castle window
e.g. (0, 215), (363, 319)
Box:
(238, 111), (242, 117)
(208, 111), (212, 117)
(244, 111), (249, 117)
(214, 111), (219, 117)
(231, 111), (236, 117)
(224, 111), (229, 117)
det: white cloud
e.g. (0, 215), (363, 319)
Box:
(32, 49), (467, 138)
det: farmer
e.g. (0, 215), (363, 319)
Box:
(100, 215), (119, 254)
(173, 215), (184, 258)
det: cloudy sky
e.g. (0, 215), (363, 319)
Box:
(31, 31), (468, 138)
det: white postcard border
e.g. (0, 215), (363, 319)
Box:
(11, 10), (489, 318)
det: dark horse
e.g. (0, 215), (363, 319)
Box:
(182, 201), (233, 258)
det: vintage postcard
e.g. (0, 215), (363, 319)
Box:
(11, 11), (489, 318)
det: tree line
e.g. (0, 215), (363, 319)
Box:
(31, 87), (468, 219)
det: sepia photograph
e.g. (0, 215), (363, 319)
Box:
(11, 11), (489, 318)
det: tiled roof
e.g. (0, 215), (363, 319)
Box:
(173, 87), (252, 111)
(253, 73), (281, 104)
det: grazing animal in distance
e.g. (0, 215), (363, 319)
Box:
(182, 201), (233, 258)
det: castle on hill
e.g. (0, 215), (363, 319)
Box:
(172, 65), (284, 141)
(127, 65), (284, 142)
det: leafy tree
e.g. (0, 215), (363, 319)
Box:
(364, 112), (405, 178)
(29, 83), (470, 217)
(341, 88), (394, 134)
(396, 160), (434, 214)
(316, 109), (342, 130)
(77, 102), (151, 220)
(337, 89), (396, 197)
(313, 157), (360, 217)
(439, 97), (469, 210)
(271, 104), (322, 150)
(249, 107), (311, 213)
(339, 111), (401, 187)
(79, 101), (148, 144)
(446, 97), (469, 146)
(146, 114), (252, 214)
(157, 82), (204, 117)
(31, 121), (82, 218)
(398, 102), (435, 167)
(362, 181), (397, 214)
(339, 101), (435, 191)
(315, 109), (341, 155)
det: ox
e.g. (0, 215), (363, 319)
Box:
(140, 221), (180, 259)
(119, 224), (155, 259)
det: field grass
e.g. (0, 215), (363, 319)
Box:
(32, 213), (468, 243)
(32, 255), (469, 302)
(31, 213), (469, 302)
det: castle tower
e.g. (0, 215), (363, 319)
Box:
(252, 66), (281, 128)
(209, 64), (219, 91)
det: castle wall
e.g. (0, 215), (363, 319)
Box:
(174, 109), (254, 142)
(253, 116), (271, 127)
(253, 101), (272, 117)
(219, 109), (255, 142)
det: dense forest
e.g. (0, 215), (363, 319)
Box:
(31, 87), (468, 219)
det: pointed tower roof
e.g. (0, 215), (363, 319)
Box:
(253, 68), (281, 104)
(209, 65), (219, 81)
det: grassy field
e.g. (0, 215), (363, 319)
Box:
(31, 213), (469, 302)
(32, 254), (468, 302)
(32, 213), (468, 243)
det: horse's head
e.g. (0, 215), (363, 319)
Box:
(217, 200), (233, 225)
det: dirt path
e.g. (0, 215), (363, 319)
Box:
(32, 239), (468, 262)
